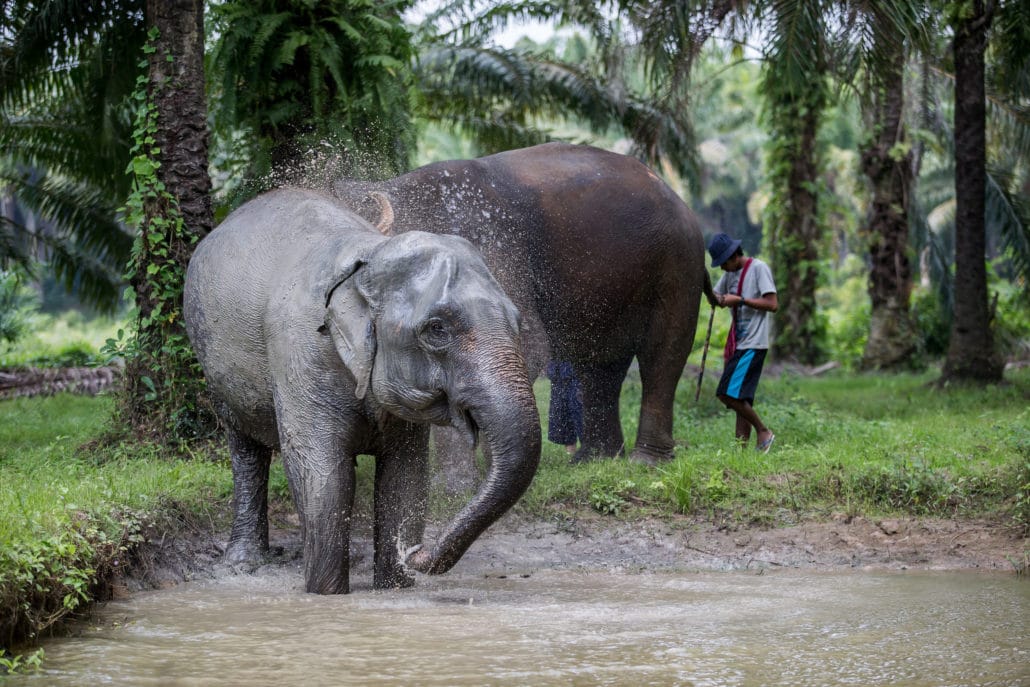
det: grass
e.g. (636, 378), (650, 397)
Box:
(521, 366), (1030, 529)
(0, 394), (233, 657)
(1, 366), (1028, 660)
(0, 311), (123, 368)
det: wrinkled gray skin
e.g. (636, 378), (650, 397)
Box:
(184, 188), (541, 594)
(334, 142), (711, 466)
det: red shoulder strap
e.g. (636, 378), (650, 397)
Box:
(735, 258), (754, 297)
(724, 258), (754, 361)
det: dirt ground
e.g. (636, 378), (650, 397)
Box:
(119, 510), (1028, 594)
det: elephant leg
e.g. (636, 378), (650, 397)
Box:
(631, 340), (690, 465)
(275, 406), (356, 594)
(224, 425), (272, 565)
(631, 292), (699, 465)
(573, 356), (633, 462)
(284, 448), (355, 594)
(373, 420), (430, 589)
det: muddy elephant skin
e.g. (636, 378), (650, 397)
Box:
(184, 188), (541, 593)
(334, 142), (710, 464)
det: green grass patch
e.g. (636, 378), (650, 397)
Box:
(0, 311), (123, 369)
(0, 394), (233, 655)
(521, 367), (1030, 528)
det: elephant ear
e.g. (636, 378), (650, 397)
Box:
(322, 260), (377, 400)
(367, 191), (395, 236)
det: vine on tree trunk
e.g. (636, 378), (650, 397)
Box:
(103, 27), (212, 444)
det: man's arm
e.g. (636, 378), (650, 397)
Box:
(718, 292), (778, 312)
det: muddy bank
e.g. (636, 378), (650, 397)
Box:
(116, 511), (1028, 595)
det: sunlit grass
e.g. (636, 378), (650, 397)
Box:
(522, 366), (1030, 526)
(0, 311), (125, 367)
(0, 395), (233, 546)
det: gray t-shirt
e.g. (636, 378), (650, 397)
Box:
(713, 258), (777, 350)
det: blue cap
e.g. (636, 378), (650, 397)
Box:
(708, 232), (742, 267)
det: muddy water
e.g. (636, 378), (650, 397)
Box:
(15, 569), (1029, 687)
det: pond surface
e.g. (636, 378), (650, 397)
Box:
(14, 568), (1029, 686)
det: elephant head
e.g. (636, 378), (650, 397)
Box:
(323, 231), (541, 574)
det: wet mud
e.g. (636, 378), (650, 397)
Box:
(117, 510), (1027, 596)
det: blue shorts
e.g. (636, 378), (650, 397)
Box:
(716, 348), (767, 403)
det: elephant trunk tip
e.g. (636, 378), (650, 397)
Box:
(403, 544), (450, 575)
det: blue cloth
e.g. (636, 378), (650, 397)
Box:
(716, 348), (768, 403)
(546, 361), (583, 445)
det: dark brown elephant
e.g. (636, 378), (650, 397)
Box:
(334, 142), (712, 465)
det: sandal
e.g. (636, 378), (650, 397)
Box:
(757, 433), (775, 454)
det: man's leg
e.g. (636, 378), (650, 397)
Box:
(721, 396), (772, 447)
(735, 403), (753, 445)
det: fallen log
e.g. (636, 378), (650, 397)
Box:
(0, 365), (121, 400)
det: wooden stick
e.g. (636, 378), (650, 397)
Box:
(695, 305), (716, 403)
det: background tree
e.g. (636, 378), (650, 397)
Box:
(208, 0), (417, 208)
(941, 0), (1004, 383)
(117, 0), (214, 439)
(850, 4), (922, 370)
(757, 0), (829, 364)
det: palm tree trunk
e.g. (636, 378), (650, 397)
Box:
(123, 0), (213, 436)
(942, 0), (1003, 383)
(146, 0), (212, 238)
(768, 103), (824, 365)
(763, 0), (828, 366)
(861, 21), (918, 370)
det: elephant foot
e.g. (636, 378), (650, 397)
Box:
(374, 570), (416, 590)
(570, 446), (604, 464)
(224, 537), (270, 570)
(628, 443), (675, 467)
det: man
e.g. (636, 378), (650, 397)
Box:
(709, 232), (778, 452)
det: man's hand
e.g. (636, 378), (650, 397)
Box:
(717, 293), (779, 312)
(716, 294), (741, 308)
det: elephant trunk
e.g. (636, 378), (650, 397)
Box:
(405, 362), (540, 575)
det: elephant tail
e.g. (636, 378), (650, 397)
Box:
(702, 270), (718, 308)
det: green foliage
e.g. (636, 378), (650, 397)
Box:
(1012, 457), (1030, 532)
(415, 5), (699, 183)
(0, 394), (233, 652)
(589, 478), (635, 515)
(911, 286), (951, 358)
(0, 0), (142, 311)
(821, 254), (869, 369)
(0, 270), (37, 346)
(0, 647), (44, 675)
(208, 0), (416, 203)
(1, 310), (122, 369)
(991, 270), (1030, 361)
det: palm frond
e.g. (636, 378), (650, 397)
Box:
(35, 230), (123, 313)
(986, 167), (1030, 288)
(416, 42), (698, 183)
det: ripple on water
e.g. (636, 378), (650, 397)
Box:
(15, 569), (1030, 687)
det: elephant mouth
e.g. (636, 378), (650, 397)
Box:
(450, 405), (480, 448)
(380, 384), (479, 446)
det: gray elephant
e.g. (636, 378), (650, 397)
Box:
(334, 142), (713, 466)
(184, 187), (541, 594)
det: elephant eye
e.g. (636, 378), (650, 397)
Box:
(419, 317), (453, 350)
